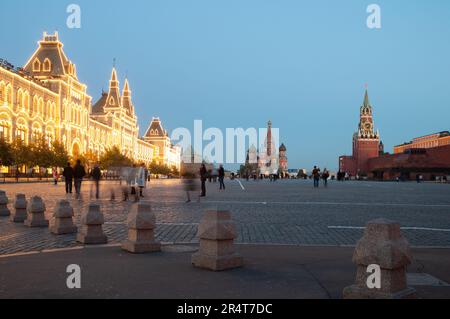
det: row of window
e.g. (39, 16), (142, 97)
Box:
(32, 58), (52, 73)
(0, 124), (55, 147)
(0, 83), (57, 120)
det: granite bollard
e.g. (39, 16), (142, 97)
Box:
(10, 194), (27, 223)
(24, 196), (48, 227)
(122, 202), (161, 253)
(0, 190), (10, 217)
(343, 218), (416, 299)
(192, 210), (243, 271)
(77, 203), (107, 244)
(50, 200), (77, 235)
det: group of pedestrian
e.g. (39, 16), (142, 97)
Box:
(120, 163), (149, 202)
(62, 160), (88, 198)
(312, 166), (330, 188)
(183, 164), (226, 203)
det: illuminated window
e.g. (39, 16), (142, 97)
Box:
(43, 58), (51, 72)
(33, 59), (41, 72)
(5, 85), (11, 105)
(16, 127), (27, 142)
(0, 124), (9, 141)
(109, 97), (115, 105)
(0, 82), (4, 104)
(33, 96), (38, 114)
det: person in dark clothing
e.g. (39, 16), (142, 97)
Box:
(91, 164), (102, 199)
(73, 159), (86, 198)
(312, 166), (321, 188)
(62, 163), (74, 194)
(218, 165), (226, 190)
(200, 164), (207, 197)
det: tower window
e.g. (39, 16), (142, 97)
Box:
(43, 58), (52, 72)
(33, 59), (41, 72)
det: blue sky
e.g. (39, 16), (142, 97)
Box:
(1, 0), (450, 170)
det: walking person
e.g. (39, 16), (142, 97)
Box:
(312, 166), (321, 188)
(183, 173), (199, 203)
(73, 159), (86, 199)
(322, 168), (330, 188)
(218, 165), (226, 190)
(52, 167), (59, 185)
(63, 163), (74, 194)
(200, 164), (207, 197)
(136, 163), (147, 198)
(91, 163), (102, 199)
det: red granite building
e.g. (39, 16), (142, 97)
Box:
(339, 90), (382, 177)
(368, 139), (450, 181)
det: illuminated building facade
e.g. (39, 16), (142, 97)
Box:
(0, 32), (180, 168)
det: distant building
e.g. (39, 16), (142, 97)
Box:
(339, 90), (381, 177)
(368, 145), (450, 181)
(339, 91), (450, 181)
(394, 131), (450, 154)
(279, 143), (288, 176)
(242, 121), (288, 177)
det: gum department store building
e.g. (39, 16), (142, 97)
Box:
(0, 32), (180, 170)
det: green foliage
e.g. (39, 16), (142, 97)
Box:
(52, 141), (70, 168)
(0, 139), (13, 167)
(10, 139), (33, 168)
(149, 160), (172, 176)
(99, 146), (134, 170)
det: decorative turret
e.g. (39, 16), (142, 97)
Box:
(105, 68), (121, 108)
(122, 78), (134, 115)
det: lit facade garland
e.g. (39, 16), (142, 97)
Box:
(0, 32), (181, 170)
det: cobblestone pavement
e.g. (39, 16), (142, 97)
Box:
(1, 179), (450, 255)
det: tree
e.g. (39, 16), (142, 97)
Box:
(10, 139), (33, 172)
(30, 137), (54, 169)
(0, 139), (13, 167)
(52, 141), (70, 168)
(99, 146), (133, 170)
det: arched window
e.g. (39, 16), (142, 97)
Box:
(23, 91), (30, 112)
(0, 115), (11, 141)
(5, 84), (12, 105)
(15, 119), (28, 143)
(17, 89), (23, 109)
(0, 82), (4, 104)
(43, 58), (51, 72)
(31, 123), (42, 143)
(38, 98), (44, 115)
(46, 101), (51, 119)
(33, 96), (39, 114)
(33, 59), (41, 72)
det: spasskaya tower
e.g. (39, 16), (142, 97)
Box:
(340, 89), (381, 177)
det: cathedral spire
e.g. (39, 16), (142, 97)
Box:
(267, 120), (273, 157)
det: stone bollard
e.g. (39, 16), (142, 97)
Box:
(192, 210), (243, 271)
(343, 218), (416, 299)
(77, 203), (107, 244)
(10, 194), (28, 223)
(0, 190), (10, 217)
(122, 202), (161, 253)
(50, 200), (77, 235)
(24, 196), (49, 227)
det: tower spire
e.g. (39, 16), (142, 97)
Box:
(105, 67), (121, 108)
(122, 78), (133, 114)
(363, 88), (370, 108)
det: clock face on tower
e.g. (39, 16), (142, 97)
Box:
(365, 123), (372, 130)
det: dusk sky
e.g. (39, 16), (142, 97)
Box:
(2, 0), (450, 170)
